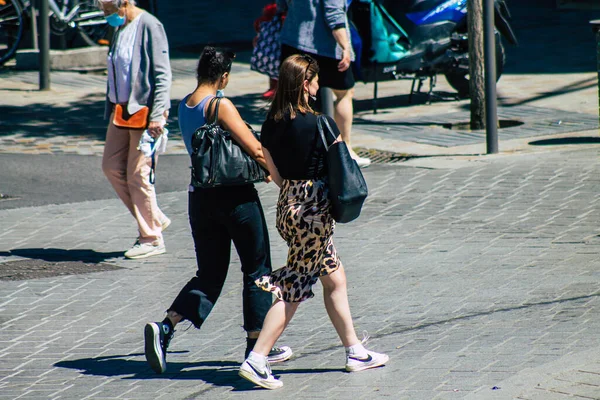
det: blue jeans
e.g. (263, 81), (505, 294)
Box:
(168, 185), (273, 332)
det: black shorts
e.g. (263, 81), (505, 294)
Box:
(280, 44), (355, 91)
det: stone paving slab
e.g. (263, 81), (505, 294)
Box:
(1, 148), (599, 399)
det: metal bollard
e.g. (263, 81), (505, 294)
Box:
(38, 0), (50, 91)
(592, 20), (600, 128)
(320, 87), (335, 119)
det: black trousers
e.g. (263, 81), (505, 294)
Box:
(169, 185), (273, 332)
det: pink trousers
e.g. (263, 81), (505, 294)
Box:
(102, 119), (165, 245)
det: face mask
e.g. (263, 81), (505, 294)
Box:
(308, 93), (317, 107)
(216, 90), (225, 98)
(105, 12), (126, 27)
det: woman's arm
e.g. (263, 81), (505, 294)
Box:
(263, 147), (283, 188)
(331, 28), (351, 72)
(147, 18), (172, 137)
(323, 0), (351, 72)
(214, 98), (268, 170)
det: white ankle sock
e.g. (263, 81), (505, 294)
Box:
(248, 351), (267, 367)
(346, 343), (368, 357)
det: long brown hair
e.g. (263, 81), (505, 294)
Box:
(269, 54), (319, 121)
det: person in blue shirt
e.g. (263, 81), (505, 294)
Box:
(143, 46), (291, 374)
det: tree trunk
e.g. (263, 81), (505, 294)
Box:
(468, 0), (485, 130)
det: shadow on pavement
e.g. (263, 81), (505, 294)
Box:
(0, 93), (268, 140)
(0, 93), (107, 140)
(0, 248), (123, 263)
(55, 353), (339, 390)
(529, 136), (600, 146)
(354, 91), (460, 114)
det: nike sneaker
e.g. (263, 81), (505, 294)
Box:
(239, 359), (283, 389)
(345, 349), (389, 372)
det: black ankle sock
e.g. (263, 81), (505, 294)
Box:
(162, 317), (174, 333)
(245, 337), (258, 359)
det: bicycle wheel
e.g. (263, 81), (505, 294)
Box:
(0, 0), (24, 65)
(71, 0), (111, 47)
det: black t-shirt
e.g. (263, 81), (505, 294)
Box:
(261, 112), (339, 180)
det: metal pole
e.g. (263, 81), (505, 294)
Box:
(30, 1), (38, 50)
(320, 87), (335, 119)
(38, 0), (50, 91)
(483, 0), (498, 154)
(591, 20), (600, 129)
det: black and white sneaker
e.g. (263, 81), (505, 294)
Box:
(144, 322), (173, 374)
(239, 359), (283, 389)
(267, 346), (293, 363)
(345, 349), (389, 372)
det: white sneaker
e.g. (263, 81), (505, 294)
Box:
(124, 242), (166, 259)
(354, 155), (371, 168)
(267, 346), (293, 363)
(345, 349), (389, 372)
(239, 359), (283, 389)
(160, 216), (171, 232)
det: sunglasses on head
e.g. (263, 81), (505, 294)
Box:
(302, 54), (314, 80)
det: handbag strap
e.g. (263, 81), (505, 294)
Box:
(317, 115), (337, 151)
(207, 97), (222, 124)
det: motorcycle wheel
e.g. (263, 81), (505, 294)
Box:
(445, 37), (505, 98)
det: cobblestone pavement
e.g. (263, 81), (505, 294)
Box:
(1, 147), (599, 399)
(2, 3), (600, 398)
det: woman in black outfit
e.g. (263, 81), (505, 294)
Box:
(238, 54), (389, 390)
(143, 47), (291, 375)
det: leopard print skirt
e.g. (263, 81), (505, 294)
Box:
(255, 179), (341, 302)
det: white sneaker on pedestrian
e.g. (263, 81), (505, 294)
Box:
(267, 346), (293, 363)
(345, 349), (389, 372)
(354, 155), (371, 168)
(160, 216), (171, 232)
(124, 242), (166, 259)
(239, 359), (283, 389)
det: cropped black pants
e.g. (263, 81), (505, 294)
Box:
(168, 185), (273, 332)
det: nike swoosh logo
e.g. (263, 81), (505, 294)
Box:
(349, 354), (373, 362)
(248, 362), (269, 379)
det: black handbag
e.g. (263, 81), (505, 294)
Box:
(190, 97), (267, 188)
(317, 115), (368, 223)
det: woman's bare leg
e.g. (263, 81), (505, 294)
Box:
(319, 265), (360, 347)
(252, 299), (300, 356)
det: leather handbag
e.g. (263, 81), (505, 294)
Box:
(317, 115), (368, 223)
(112, 104), (150, 129)
(190, 97), (267, 188)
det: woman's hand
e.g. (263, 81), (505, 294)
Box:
(338, 47), (351, 72)
(147, 121), (164, 138)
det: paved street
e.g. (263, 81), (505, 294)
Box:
(1, 148), (599, 399)
(1, 1), (600, 399)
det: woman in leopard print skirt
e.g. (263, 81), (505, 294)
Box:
(238, 54), (389, 390)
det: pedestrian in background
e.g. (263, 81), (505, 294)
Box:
(238, 54), (388, 390)
(251, 2), (284, 99)
(276, 0), (371, 167)
(143, 47), (291, 375)
(98, 0), (172, 259)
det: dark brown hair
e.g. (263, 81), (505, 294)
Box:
(196, 46), (235, 84)
(269, 54), (319, 121)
